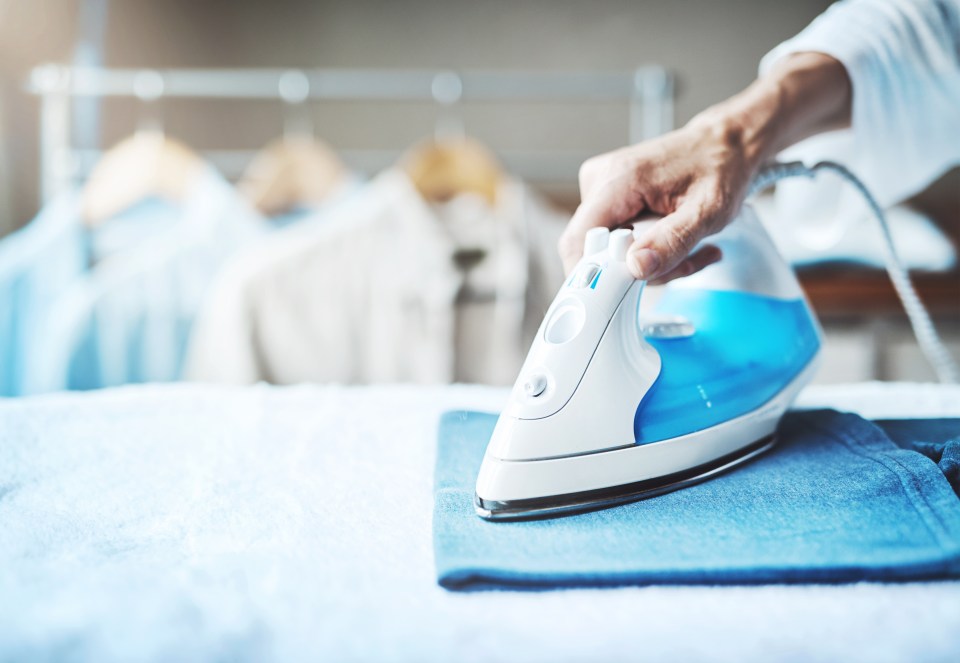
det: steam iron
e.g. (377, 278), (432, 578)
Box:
(475, 204), (821, 520)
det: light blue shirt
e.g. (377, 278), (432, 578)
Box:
(0, 194), (182, 396)
(0, 194), (82, 396)
(1, 167), (364, 396)
(26, 167), (266, 393)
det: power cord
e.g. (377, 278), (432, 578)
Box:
(751, 160), (960, 384)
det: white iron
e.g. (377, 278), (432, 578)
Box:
(475, 203), (822, 520)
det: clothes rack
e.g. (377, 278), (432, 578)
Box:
(27, 65), (674, 205)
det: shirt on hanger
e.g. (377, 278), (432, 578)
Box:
(0, 193), (185, 396)
(184, 167), (567, 386)
(25, 167), (266, 393)
(265, 175), (364, 229)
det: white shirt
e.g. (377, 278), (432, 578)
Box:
(185, 168), (567, 386)
(760, 0), (960, 261)
(762, 0), (960, 205)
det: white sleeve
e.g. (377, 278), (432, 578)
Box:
(760, 0), (960, 206)
(183, 252), (265, 384)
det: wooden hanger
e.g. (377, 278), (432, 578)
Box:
(400, 136), (502, 206)
(81, 133), (206, 227)
(238, 136), (348, 216)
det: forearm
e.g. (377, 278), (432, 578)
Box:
(690, 52), (852, 173)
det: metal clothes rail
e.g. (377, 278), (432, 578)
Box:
(27, 64), (674, 203)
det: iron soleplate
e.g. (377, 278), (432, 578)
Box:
(475, 435), (776, 521)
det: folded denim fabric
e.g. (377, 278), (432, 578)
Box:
(433, 409), (960, 590)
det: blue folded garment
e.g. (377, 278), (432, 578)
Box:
(433, 410), (960, 590)
(874, 418), (960, 497)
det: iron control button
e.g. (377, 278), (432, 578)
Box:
(544, 301), (585, 344)
(609, 228), (634, 261)
(572, 263), (601, 289)
(583, 227), (610, 255)
(523, 373), (548, 398)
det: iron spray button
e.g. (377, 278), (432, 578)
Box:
(523, 373), (548, 398)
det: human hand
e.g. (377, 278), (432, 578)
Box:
(558, 52), (851, 284)
(559, 118), (758, 284)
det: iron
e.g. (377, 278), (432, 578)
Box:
(475, 203), (822, 520)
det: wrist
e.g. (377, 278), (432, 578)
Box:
(686, 94), (779, 176)
(688, 73), (787, 171)
(686, 52), (851, 171)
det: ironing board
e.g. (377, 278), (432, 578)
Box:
(1, 381), (958, 661)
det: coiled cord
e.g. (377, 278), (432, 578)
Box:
(750, 160), (959, 384)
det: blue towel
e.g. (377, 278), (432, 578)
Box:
(433, 409), (960, 590)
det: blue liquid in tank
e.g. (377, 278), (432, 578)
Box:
(634, 288), (820, 445)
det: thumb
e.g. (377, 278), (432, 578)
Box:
(559, 183), (646, 274)
(626, 202), (712, 281)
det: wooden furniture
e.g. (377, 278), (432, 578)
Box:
(800, 266), (960, 319)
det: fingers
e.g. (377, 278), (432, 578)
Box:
(559, 182), (646, 274)
(558, 116), (754, 280)
(626, 202), (716, 281)
(646, 244), (723, 285)
(577, 155), (606, 200)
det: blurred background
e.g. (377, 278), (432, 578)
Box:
(0, 0), (957, 395)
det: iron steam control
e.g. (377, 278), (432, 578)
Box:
(583, 227), (610, 255)
(608, 228), (633, 262)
